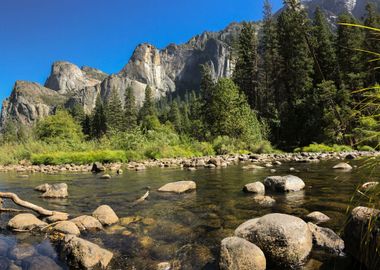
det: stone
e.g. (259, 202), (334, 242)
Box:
(9, 243), (36, 260)
(157, 262), (171, 270)
(343, 206), (380, 270)
(120, 216), (142, 226)
(158, 181), (196, 194)
(264, 175), (305, 192)
(60, 235), (113, 269)
(243, 182), (265, 194)
(220, 236), (266, 270)
(53, 221), (81, 236)
(22, 255), (62, 270)
(91, 162), (105, 173)
(40, 183), (68, 198)
(332, 162), (352, 170)
(361, 182), (379, 191)
(92, 205), (119, 226)
(307, 222), (344, 255)
(306, 211), (330, 224)
(71, 215), (103, 231)
(45, 212), (69, 223)
(100, 174), (111, 179)
(235, 213), (312, 267)
(253, 195), (276, 207)
(8, 214), (47, 231)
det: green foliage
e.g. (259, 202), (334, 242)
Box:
(139, 85), (156, 122)
(106, 88), (124, 132)
(124, 86), (138, 130)
(35, 110), (84, 144)
(294, 143), (354, 153)
(91, 94), (107, 138)
(31, 150), (126, 165)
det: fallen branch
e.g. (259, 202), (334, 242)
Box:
(0, 192), (67, 216)
(132, 190), (149, 206)
(0, 207), (28, 213)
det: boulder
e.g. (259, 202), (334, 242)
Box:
(158, 181), (196, 194)
(220, 236), (266, 270)
(308, 222), (344, 255)
(41, 183), (68, 198)
(235, 213), (312, 267)
(92, 205), (119, 226)
(264, 175), (305, 192)
(45, 212), (69, 223)
(71, 215), (103, 231)
(91, 162), (105, 173)
(306, 211), (330, 224)
(343, 206), (380, 270)
(332, 162), (352, 170)
(53, 221), (80, 236)
(243, 182), (265, 194)
(8, 214), (47, 231)
(60, 235), (113, 269)
(22, 255), (62, 270)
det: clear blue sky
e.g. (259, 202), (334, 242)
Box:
(0, 0), (283, 102)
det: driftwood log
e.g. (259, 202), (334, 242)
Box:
(132, 190), (149, 206)
(0, 192), (67, 216)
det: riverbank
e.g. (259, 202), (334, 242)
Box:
(0, 150), (378, 174)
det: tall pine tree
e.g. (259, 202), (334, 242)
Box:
(124, 86), (138, 130)
(91, 94), (107, 138)
(139, 85), (156, 122)
(106, 88), (124, 132)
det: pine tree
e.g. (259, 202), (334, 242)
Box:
(124, 86), (138, 130)
(277, 0), (314, 147)
(199, 64), (216, 137)
(139, 85), (156, 122)
(69, 104), (86, 124)
(233, 22), (259, 109)
(105, 88), (124, 132)
(312, 7), (337, 84)
(168, 99), (182, 132)
(91, 94), (107, 138)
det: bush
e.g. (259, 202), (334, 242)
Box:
(294, 143), (354, 153)
(31, 150), (127, 165)
(358, 145), (375, 152)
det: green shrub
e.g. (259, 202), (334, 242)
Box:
(294, 143), (354, 153)
(358, 145), (376, 151)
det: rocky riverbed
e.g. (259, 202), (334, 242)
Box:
(0, 151), (378, 269)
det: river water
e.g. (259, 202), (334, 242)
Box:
(0, 158), (378, 269)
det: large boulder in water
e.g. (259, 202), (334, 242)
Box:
(60, 235), (113, 269)
(220, 236), (266, 270)
(343, 206), (380, 270)
(34, 183), (68, 198)
(158, 181), (196, 194)
(243, 182), (265, 194)
(264, 175), (305, 192)
(235, 213), (312, 267)
(307, 222), (344, 255)
(92, 205), (119, 226)
(8, 214), (47, 231)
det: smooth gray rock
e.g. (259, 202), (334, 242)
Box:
(35, 183), (68, 198)
(332, 162), (352, 170)
(220, 236), (266, 270)
(70, 215), (103, 231)
(243, 182), (265, 194)
(53, 221), (80, 236)
(235, 213), (312, 267)
(306, 211), (330, 224)
(92, 205), (119, 226)
(264, 175), (305, 192)
(158, 181), (196, 194)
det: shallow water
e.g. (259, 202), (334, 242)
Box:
(0, 158), (378, 269)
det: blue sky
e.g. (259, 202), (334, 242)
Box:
(0, 0), (283, 102)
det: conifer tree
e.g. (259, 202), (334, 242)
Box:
(312, 7), (337, 84)
(200, 64), (216, 137)
(124, 86), (138, 130)
(105, 88), (124, 132)
(233, 22), (259, 109)
(139, 85), (156, 122)
(168, 99), (182, 132)
(91, 94), (107, 138)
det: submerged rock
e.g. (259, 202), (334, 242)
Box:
(308, 222), (345, 255)
(9, 243), (36, 260)
(158, 181), (196, 194)
(220, 236), (266, 270)
(35, 183), (68, 198)
(235, 213), (312, 267)
(306, 211), (330, 224)
(343, 206), (380, 270)
(92, 205), (119, 226)
(243, 182), (265, 194)
(253, 195), (275, 207)
(71, 215), (103, 231)
(60, 235), (113, 269)
(264, 175), (305, 192)
(22, 255), (62, 270)
(8, 213), (47, 231)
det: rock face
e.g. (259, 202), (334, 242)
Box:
(8, 214), (47, 231)
(220, 236), (266, 270)
(92, 205), (119, 226)
(158, 181), (197, 193)
(343, 206), (380, 270)
(264, 175), (305, 192)
(60, 235), (113, 269)
(235, 213), (312, 267)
